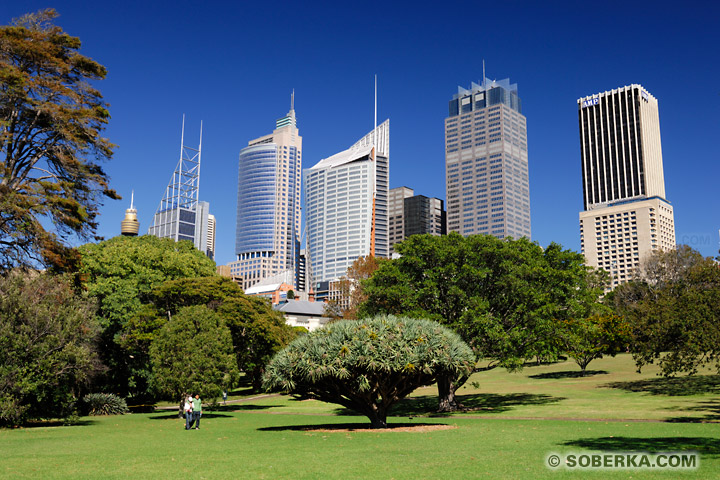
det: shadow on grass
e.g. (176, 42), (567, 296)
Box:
(563, 436), (720, 456)
(604, 375), (720, 396)
(664, 400), (720, 424)
(19, 419), (96, 428)
(529, 370), (608, 380)
(148, 412), (234, 421)
(331, 392), (564, 418)
(258, 422), (450, 432)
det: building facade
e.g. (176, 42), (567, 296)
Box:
(578, 84), (675, 287)
(389, 186), (446, 253)
(389, 186), (414, 251)
(230, 101), (302, 291)
(305, 120), (389, 285)
(405, 195), (446, 239)
(147, 121), (213, 257)
(445, 77), (530, 240)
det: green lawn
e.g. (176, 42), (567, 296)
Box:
(4, 354), (720, 479)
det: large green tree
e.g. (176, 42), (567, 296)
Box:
(78, 235), (217, 398)
(134, 276), (297, 391)
(613, 245), (720, 376)
(0, 270), (101, 425)
(263, 315), (475, 428)
(150, 305), (239, 401)
(359, 233), (606, 411)
(0, 9), (119, 271)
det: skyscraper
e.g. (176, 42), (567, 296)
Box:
(389, 186), (446, 253)
(445, 77), (530, 239)
(148, 120), (213, 257)
(230, 98), (302, 291)
(305, 119), (389, 284)
(389, 186), (414, 251)
(578, 84), (676, 287)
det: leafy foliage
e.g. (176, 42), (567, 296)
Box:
(612, 245), (720, 376)
(150, 305), (239, 401)
(82, 393), (128, 416)
(359, 233), (606, 410)
(0, 9), (119, 271)
(560, 314), (631, 372)
(263, 315), (475, 428)
(134, 276), (297, 391)
(326, 255), (383, 319)
(77, 235), (217, 398)
(0, 271), (101, 426)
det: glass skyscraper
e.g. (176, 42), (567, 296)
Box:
(231, 101), (302, 291)
(445, 77), (530, 239)
(305, 120), (389, 284)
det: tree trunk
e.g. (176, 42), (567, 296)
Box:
(366, 405), (388, 428)
(437, 374), (460, 412)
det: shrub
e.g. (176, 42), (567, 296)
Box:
(82, 393), (129, 416)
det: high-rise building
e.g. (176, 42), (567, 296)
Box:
(445, 77), (530, 239)
(389, 186), (446, 253)
(404, 195), (446, 239)
(148, 120), (213, 257)
(578, 84), (676, 288)
(230, 98), (302, 291)
(305, 119), (389, 284)
(389, 186), (414, 251)
(206, 214), (216, 260)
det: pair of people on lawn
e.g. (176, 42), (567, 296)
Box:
(183, 394), (202, 430)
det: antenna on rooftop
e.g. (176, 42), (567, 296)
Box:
(482, 59), (486, 88)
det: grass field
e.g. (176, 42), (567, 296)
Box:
(4, 354), (720, 479)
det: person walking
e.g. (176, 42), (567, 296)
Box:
(183, 395), (193, 430)
(191, 394), (202, 429)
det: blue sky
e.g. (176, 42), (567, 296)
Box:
(6, 1), (720, 265)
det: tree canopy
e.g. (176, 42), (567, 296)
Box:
(359, 233), (606, 410)
(77, 235), (217, 397)
(0, 271), (101, 425)
(612, 245), (720, 376)
(135, 275), (297, 390)
(0, 9), (119, 271)
(150, 305), (239, 401)
(263, 315), (475, 428)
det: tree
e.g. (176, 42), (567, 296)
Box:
(286, 289), (295, 300)
(132, 276), (297, 391)
(263, 315), (475, 428)
(359, 233), (606, 411)
(77, 235), (217, 398)
(560, 314), (630, 373)
(0, 9), (119, 271)
(326, 255), (383, 319)
(0, 270), (101, 425)
(613, 245), (720, 376)
(150, 305), (239, 401)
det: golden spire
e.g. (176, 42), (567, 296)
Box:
(121, 190), (139, 236)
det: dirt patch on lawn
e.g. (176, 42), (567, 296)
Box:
(303, 423), (457, 433)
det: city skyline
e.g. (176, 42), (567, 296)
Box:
(6, 2), (718, 265)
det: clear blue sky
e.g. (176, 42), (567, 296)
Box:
(6, 1), (720, 265)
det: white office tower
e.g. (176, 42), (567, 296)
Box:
(305, 119), (389, 284)
(578, 84), (676, 288)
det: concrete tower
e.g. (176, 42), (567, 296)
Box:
(578, 84), (676, 288)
